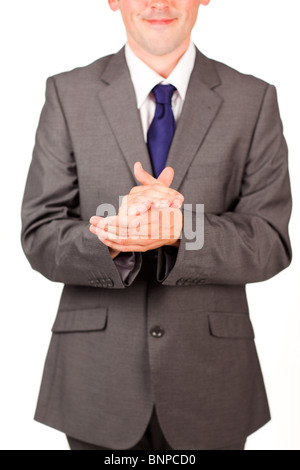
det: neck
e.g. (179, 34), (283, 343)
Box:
(127, 37), (191, 79)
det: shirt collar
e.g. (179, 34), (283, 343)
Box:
(125, 41), (196, 109)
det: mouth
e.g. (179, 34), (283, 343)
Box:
(144, 18), (177, 27)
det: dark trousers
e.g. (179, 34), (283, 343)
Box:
(67, 406), (246, 451)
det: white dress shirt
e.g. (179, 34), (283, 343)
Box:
(125, 41), (197, 142)
(114, 42), (196, 282)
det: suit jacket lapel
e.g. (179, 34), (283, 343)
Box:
(97, 47), (153, 185)
(166, 49), (223, 192)
(97, 46), (223, 191)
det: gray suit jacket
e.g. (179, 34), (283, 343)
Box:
(21, 45), (292, 450)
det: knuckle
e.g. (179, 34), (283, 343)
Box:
(138, 190), (149, 198)
(131, 197), (141, 205)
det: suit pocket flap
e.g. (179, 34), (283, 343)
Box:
(209, 313), (255, 339)
(52, 307), (108, 333)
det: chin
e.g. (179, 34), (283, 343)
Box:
(144, 39), (183, 57)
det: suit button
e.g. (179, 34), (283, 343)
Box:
(107, 278), (114, 287)
(176, 278), (185, 286)
(150, 326), (165, 338)
(183, 279), (191, 286)
(90, 280), (100, 287)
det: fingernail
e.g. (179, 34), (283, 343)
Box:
(141, 203), (150, 211)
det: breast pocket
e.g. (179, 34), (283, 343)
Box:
(182, 160), (237, 213)
(186, 160), (235, 179)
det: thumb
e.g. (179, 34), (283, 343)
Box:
(134, 162), (157, 185)
(157, 166), (174, 188)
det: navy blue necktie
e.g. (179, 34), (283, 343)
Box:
(147, 84), (177, 178)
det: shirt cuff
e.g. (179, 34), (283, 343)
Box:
(113, 251), (137, 283)
(157, 245), (179, 282)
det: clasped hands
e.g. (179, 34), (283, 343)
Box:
(89, 162), (184, 259)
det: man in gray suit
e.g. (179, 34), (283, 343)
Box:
(21, 0), (292, 451)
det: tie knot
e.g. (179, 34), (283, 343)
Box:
(152, 84), (177, 105)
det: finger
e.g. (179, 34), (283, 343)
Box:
(96, 227), (152, 245)
(89, 215), (103, 225)
(99, 224), (129, 237)
(90, 223), (128, 239)
(97, 216), (144, 236)
(134, 161), (158, 186)
(130, 187), (173, 200)
(157, 166), (174, 188)
(127, 196), (171, 213)
(95, 227), (130, 242)
(171, 201), (183, 208)
(89, 215), (121, 228)
(90, 224), (97, 235)
(129, 185), (184, 204)
(98, 237), (146, 252)
(120, 198), (169, 217)
(90, 216), (117, 230)
(91, 213), (142, 229)
(90, 222), (117, 237)
(139, 188), (184, 203)
(97, 223), (155, 242)
(124, 200), (151, 217)
(128, 201), (163, 216)
(98, 235), (163, 252)
(118, 195), (149, 218)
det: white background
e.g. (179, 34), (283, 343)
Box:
(0, 0), (299, 450)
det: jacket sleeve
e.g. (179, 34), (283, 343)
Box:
(20, 76), (142, 289)
(158, 84), (292, 287)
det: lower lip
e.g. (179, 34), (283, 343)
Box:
(145, 19), (176, 26)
